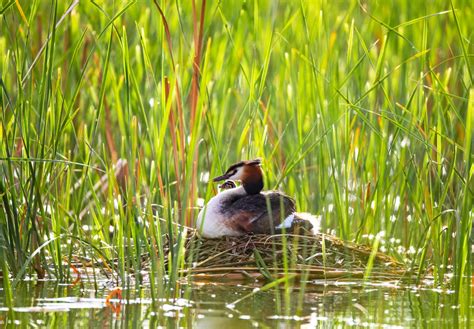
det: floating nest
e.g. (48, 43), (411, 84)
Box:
(173, 231), (412, 282)
(70, 230), (413, 283)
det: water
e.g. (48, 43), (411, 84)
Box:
(1, 275), (472, 328)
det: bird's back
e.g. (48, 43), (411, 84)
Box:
(222, 191), (296, 234)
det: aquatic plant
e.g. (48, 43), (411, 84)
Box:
(0, 0), (472, 318)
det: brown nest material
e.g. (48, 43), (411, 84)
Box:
(178, 231), (413, 282)
(72, 230), (413, 283)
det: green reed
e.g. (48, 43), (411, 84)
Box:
(0, 0), (472, 313)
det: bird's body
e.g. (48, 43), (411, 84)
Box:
(196, 159), (320, 238)
(197, 186), (298, 238)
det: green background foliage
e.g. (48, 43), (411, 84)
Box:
(0, 0), (472, 294)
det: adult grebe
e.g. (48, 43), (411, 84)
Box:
(196, 159), (320, 238)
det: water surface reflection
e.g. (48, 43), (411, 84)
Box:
(0, 277), (472, 328)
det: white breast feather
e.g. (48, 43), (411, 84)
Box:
(197, 186), (247, 238)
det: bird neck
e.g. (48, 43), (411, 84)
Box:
(241, 165), (264, 195)
(242, 177), (263, 195)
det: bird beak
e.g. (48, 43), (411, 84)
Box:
(212, 173), (229, 182)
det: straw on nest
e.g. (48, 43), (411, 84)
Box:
(73, 229), (411, 283)
(173, 230), (411, 282)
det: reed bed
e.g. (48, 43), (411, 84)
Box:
(0, 0), (472, 314)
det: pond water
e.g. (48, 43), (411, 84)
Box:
(1, 275), (472, 328)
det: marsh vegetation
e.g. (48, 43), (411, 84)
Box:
(0, 0), (473, 326)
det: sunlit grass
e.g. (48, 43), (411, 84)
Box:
(0, 0), (472, 317)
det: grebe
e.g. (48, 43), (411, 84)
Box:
(218, 180), (237, 191)
(196, 159), (320, 238)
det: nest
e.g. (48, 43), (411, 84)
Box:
(176, 231), (412, 282)
(77, 230), (412, 283)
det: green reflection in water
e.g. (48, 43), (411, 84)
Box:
(1, 278), (472, 328)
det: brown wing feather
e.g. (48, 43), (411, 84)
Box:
(223, 191), (296, 234)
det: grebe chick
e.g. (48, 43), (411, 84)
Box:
(218, 180), (237, 191)
(196, 159), (320, 238)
